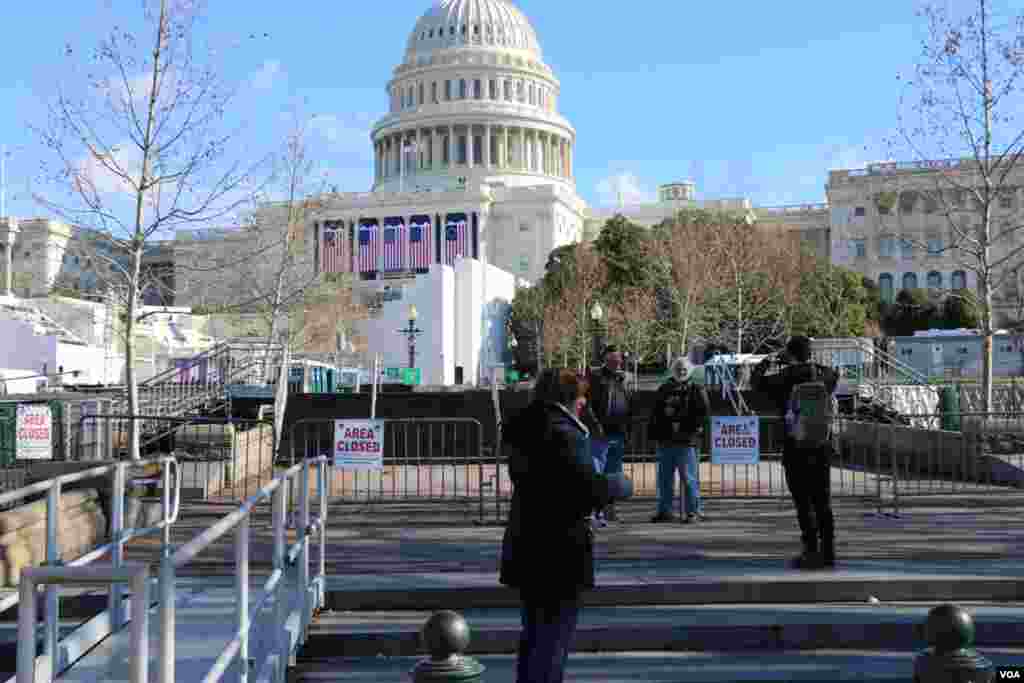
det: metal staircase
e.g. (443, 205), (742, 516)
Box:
(111, 339), (285, 449)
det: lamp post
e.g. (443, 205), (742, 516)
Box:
(398, 304), (423, 371)
(590, 302), (604, 371)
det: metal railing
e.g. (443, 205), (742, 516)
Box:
(289, 418), (493, 519)
(2, 456), (179, 681)
(76, 415), (277, 501)
(156, 456), (328, 683)
(17, 565), (151, 683)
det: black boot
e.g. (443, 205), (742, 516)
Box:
(790, 541), (823, 570)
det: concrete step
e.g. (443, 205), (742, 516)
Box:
(290, 650), (1024, 682)
(301, 603), (1024, 657)
(319, 562), (1024, 610)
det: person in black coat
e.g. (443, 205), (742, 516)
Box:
(751, 336), (840, 569)
(500, 368), (633, 683)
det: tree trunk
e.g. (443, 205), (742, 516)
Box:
(125, 249), (144, 460)
(982, 279), (994, 414)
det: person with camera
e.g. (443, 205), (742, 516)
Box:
(751, 336), (839, 569)
(500, 368), (634, 683)
(648, 356), (710, 523)
(589, 346), (632, 524)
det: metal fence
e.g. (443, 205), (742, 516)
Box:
(281, 411), (1024, 523)
(76, 415), (277, 502)
(289, 418), (503, 522)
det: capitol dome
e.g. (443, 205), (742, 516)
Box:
(371, 0), (577, 194)
(405, 0), (543, 62)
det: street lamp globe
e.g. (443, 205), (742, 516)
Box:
(590, 302), (603, 322)
(409, 304), (418, 321)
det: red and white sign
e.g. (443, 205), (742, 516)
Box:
(333, 420), (384, 470)
(17, 404), (53, 460)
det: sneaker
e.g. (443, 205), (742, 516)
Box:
(650, 512), (675, 523)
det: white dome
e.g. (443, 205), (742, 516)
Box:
(405, 0), (542, 61)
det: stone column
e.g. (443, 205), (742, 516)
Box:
(483, 124), (491, 169)
(502, 127), (509, 169)
(417, 128), (423, 172)
(449, 125), (456, 168)
(467, 124), (475, 169)
(568, 141), (574, 178)
(0, 218), (19, 298)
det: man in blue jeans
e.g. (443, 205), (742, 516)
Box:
(649, 356), (710, 523)
(589, 346), (632, 525)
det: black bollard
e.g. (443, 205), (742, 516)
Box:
(409, 610), (485, 682)
(913, 604), (995, 682)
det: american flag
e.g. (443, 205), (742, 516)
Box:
(382, 220), (405, 272)
(321, 222), (348, 273)
(357, 223), (379, 273)
(444, 215), (469, 265)
(409, 217), (432, 270)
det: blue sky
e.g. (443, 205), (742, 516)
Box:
(0, 1), (945, 220)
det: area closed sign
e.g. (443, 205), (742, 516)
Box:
(17, 404), (53, 461)
(334, 419), (384, 470)
(710, 416), (760, 465)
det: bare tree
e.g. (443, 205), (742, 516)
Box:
(180, 119), (355, 380)
(35, 0), (260, 459)
(647, 211), (719, 356)
(605, 286), (660, 382)
(889, 0), (1024, 411)
(703, 217), (793, 354)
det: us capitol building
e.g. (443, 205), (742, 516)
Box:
(303, 0), (586, 289)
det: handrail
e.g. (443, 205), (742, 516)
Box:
(0, 458), (177, 683)
(18, 565), (152, 683)
(157, 456), (329, 683)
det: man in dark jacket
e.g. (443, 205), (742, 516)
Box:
(648, 356), (710, 523)
(500, 369), (633, 683)
(751, 336), (839, 569)
(589, 346), (632, 523)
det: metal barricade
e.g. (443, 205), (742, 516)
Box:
(290, 418), (496, 520)
(76, 415), (277, 502)
(838, 411), (1024, 516)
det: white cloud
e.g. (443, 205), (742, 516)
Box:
(595, 172), (656, 207)
(249, 60), (283, 91)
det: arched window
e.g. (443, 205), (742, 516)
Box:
(418, 83), (425, 105)
(879, 273), (894, 304)
(952, 270), (967, 290)
(927, 271), (943, 290)
(902, 272), (919, 291)
(459, 79), (467, 99)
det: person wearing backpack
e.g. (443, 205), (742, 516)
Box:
(648, 356), (710, 523)
(751, 336), (839, 569)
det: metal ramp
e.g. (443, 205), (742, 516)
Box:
(55, 578), (305, 683)
(11, 457), (328, 683)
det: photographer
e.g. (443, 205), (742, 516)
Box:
(751, 336), (839, 570)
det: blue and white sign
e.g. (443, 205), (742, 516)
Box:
(710, 416), (760, 465)
(334, 419), (384, 470)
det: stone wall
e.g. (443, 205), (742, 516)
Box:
(0, 489), (106, 587)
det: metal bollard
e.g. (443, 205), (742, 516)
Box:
(913, 604), (995, 682)
(409, 610), (485, 682)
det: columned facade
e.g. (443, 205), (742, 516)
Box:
(373, 123), (575, 183)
